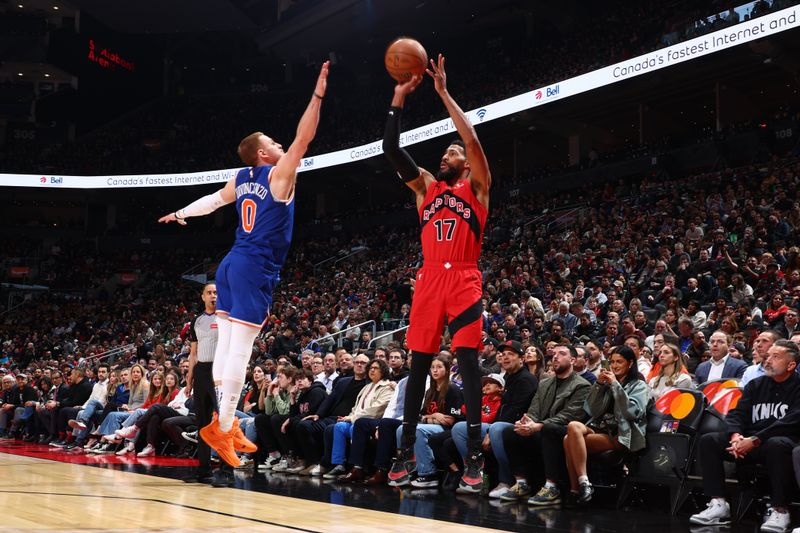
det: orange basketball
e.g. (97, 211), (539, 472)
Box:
(385, 37), (427, 82)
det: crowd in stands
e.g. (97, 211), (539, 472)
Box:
(2, 137), (800, 527)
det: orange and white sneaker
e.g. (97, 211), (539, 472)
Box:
(232, 418), (257, 454)
(199, 413), (239, 468)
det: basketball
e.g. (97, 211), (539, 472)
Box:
(384, 37), (427, 82)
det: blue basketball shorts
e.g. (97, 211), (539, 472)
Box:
(214, 252), (279, 328)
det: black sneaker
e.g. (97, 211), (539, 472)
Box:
(410, 473), (439, 488)
(94, 442), (116, 455)
(211, 468), (235, 488)
(457, 450), (484, 494)
(442, 470), (461, 491)
(388, 448), (415, 487)
(183, 470), (214, 484)
(63, 442), (83, 451)
(175, 448), (193, 459)
(577, 481), (594, 504)
(38, 436), (52, 445)
(49, 439), (66, 448)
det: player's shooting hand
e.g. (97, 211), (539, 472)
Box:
(394, 74), (423, 98)
(426, 54), (447, 94)
(315, 60), (330, 99)
(158, 212), (186, 226)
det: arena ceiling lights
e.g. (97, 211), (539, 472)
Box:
(2, 4), (799, 189)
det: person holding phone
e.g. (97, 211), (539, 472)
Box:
(496, 345), (591, 505)
(563, 345), (649, 504)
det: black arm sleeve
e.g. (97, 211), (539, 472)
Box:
(382, 106), (421, 182)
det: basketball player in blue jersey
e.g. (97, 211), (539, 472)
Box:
(158, 61), (329, 467)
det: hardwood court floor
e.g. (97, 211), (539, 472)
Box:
(0, 440), (770, 532)
(0, 452), (510, 532)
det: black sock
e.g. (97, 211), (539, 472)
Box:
(401, 351), (434, 448)
(456, 347), (482, 450)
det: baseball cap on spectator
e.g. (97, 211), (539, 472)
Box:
(483, 338), (500, 348)
(481, 373), (505, 388)
(733, 342), (747, 354)
(576, 335), (592, 344)
(501, 340), (524, 356)
(746, 317), (764, 330)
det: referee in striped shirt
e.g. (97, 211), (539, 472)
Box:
(185, 282), (219, 483)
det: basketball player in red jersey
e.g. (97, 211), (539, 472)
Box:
(383, 54), (491, 493)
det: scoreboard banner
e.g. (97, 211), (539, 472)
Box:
(2, 5), (797, 189)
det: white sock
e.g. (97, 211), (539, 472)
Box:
(212, 315), (232, 410)
(544, 480), (557, 489)
(217, 322), (259, 432)
(578, 475), (589, 485)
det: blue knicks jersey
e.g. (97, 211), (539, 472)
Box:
(230, 165), (294, 273)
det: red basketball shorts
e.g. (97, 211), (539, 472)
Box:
(406, 262), (483, 354)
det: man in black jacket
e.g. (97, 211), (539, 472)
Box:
(691, 340), (800, 531)
(50, 368), (93, 446)
(8, 374), (38, 437)
(452, 340), (538, 495)
(294, 354), (368, 476)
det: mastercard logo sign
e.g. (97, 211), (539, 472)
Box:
(655, 389), (698, 420)
(701, 379), (739, 402)
(709, 388), (742, 416)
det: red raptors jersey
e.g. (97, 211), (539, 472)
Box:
(419, 178), (488, 264)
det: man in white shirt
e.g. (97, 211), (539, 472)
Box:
(694, 331), (747, 384)
(741, 330), (781, 386)
(64, 363), (109, 450)
(315, 353), (339, 394)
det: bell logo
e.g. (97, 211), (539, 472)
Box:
(535, 90), (542, 100)
(50, 177), (63, 185)
(546, 85), (560, 97)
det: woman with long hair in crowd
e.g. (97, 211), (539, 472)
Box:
(256, 365), (297, 472)
(764, 292), (790, 326)
(163, 371), (180, 402)
(327, 358), (393, 481)
(563, 345), (649, 504)
(523, 345), (544, 381)
(648, 343), (693, 399)
(390, 355), (464, 488)
(90, 364), (149, 454)
(107, 370), (165, 455)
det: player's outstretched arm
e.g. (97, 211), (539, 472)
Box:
(271, 61), (329, 198)
(383, 75), (433, 204)
(158, 179), (236, 225)
(427, 54), (492, 199)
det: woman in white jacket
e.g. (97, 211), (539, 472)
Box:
(649, 343), (694, 400)
(324, 359), (395, 479)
